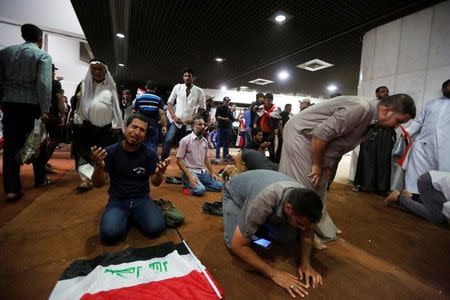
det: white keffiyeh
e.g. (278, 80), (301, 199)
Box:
(78, 61), (124, 131)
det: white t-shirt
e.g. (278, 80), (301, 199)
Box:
(167, 84), (206, 129)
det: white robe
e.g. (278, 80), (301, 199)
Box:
(405, 96), (450, 193)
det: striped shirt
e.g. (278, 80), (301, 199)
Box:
(133, 92), (163, 125)
(0, 42), (52, 112)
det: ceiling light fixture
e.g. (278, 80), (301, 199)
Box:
(274, 14), (286, 23)
(297, 59), (333, 72)
(118, 63), (125, 67)
(327, 84), (338, 92)
(116, 33), (125, 38)
(214, 57), (225, 62)
(248, 78), (274, 85)
(278, 70), (290, 81)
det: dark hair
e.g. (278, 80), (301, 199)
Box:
(126, 113), (150, 129)
(379, 93), (416, 119)
(442, 79), (450, 89)
(21, 24), (43, 42)
(375, 86), (388, 94)
(183, 67), (195, 77)
(251, 127), (262, 137)
(256, 92), (264, 99)
(264, 93), (273, 100)
(284, 104), (292, 110)
(145, 80), (157, 91)
(286, 188), (323, 223)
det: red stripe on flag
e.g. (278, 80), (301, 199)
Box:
(80, 270), (224, 300)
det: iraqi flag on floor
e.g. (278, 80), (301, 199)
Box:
(49, 242), (224, 299)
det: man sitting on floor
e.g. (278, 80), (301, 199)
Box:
(91, 113), (170, 244)
(177, 117), (223, 196)
(245, 128), (270, 154)
(223, 169), (323, 298)
(385, 171), (450, 224)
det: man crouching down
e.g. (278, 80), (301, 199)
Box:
(91, 113), (170, 244)
(223, 169), (323, 298)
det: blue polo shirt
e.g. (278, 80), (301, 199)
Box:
(104, 142), (159, 198)
(133, 92), (163, 126)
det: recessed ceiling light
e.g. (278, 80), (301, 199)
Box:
(214, 57), (225, 62)
(118, 63), (125, 67)
(220, 85), (227, 91)
(275, 14), (286, 23)
(248, 78), (274, 85)
(116, 33), (125, 38)
(277, 70), (290, 81)
(327, 84), (338, 92)
(297, 59), (333, 72)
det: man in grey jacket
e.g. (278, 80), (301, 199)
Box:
(0, 23), (53, 201)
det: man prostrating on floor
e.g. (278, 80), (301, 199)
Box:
(223, 169), (323, 298)
(91, 113), (170, 244)
(177, 117), (223, 196)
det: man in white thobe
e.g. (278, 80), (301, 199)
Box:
(405, 79), (450, 194)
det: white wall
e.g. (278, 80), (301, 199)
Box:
(47, 35), (89, 98)
(203, 88), (322, 115)
(358, 0), (450, 112)
(0, 0), (89, 97)
(350, 0), (450, 181)
(0, 22), (89, 98)
(0, 0), (84, 36)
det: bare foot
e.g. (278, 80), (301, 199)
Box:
(385, 190), (400, 206)
(313, 238), (328, 250)
(336, 228), (342, 234)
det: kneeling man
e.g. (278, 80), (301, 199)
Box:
(223, 169), (323, 298)
(91, 114), (170, 244)
(177, 117), (223, 196)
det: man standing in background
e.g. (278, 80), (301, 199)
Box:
(161, 68), (205, 161)
(404, 79), (450, 195)
(0, 23), (53, 201)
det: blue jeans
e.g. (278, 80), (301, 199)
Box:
(216, 128), (230, 159)
(100, 195), (166, 244)
(161, 123), (190, 160)
(182, 171), (223, 196)
(144, 126), (159, 153)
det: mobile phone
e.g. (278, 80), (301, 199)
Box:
(251, 236), (272, 249)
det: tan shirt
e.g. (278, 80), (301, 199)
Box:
(287, 96), (378, 168)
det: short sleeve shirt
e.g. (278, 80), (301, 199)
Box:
(224, 170), (302, 239)
(104, 142), (159, 198)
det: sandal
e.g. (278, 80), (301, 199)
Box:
(35, 178), (55, 188)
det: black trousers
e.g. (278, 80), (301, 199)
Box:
(2, 103), (47, 193)
(71, 121), (117, 169)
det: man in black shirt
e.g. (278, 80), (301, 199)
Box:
(245, 128), (269, 154)
(215, 96), (234, 161)
(279, 104), (292, 128)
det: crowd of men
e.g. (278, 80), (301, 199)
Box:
(1, 23), (449, 298)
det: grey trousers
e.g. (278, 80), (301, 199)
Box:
(399, 172), (447, 224)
